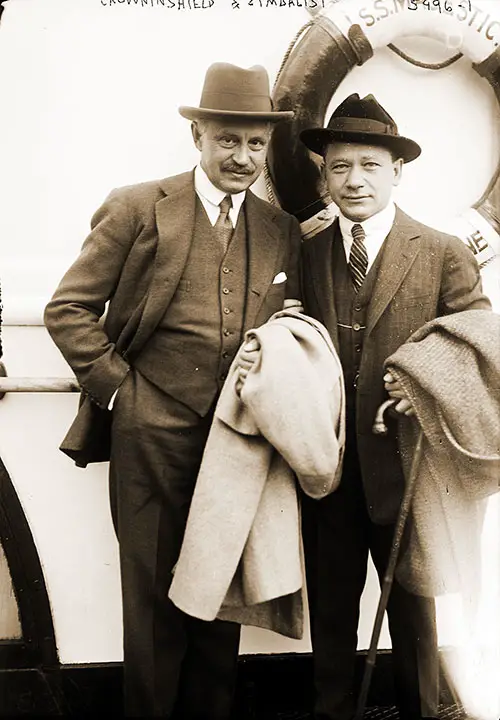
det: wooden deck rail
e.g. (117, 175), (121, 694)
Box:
(0, 378), (80, 396)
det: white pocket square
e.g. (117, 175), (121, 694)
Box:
(272, 271), (287, 284)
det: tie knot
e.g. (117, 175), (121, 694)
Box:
(219, 195), (233, 215)
(351, 223), (365, 242)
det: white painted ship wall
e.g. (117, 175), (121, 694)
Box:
(0, 0), (498, 665)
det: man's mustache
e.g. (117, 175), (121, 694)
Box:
(222, 164), (255, 174)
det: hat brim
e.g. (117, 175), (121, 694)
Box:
(179, 106), (294, 123)
(300, 128), (421, 163)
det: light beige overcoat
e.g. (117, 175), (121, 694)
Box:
(168, 310), (345, 639)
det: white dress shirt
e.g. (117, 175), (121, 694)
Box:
(194, 165), (245, 227)
(339, 201), (396, 271)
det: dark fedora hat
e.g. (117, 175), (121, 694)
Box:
(300, 93), (421, 163)
(179, 62), (293, 123)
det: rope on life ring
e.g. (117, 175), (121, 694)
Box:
(267, 0), (500, 273)
(387, 42), (462, 68)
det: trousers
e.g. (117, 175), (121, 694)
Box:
(109, 369), (241, 718)
(301, 419), (439, 720)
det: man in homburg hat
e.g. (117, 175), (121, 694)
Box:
(299, 94), (491, 720)
(44, 63), (301, 718)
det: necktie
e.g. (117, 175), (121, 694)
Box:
(214, 195), (234, 254)
(349, 223), (368, 292)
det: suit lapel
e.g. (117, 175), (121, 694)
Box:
(304, 223), (339, 352)
(243, 192), (281, 331)
(366, 208), (422, 336)
(126, 173), (195, 359)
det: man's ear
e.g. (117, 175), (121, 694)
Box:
(318, 157), (328, 195)
(191, 121), (203, 151)
(393, 157), (403, 187)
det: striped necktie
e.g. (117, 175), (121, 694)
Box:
(349, 223), (368, 292)
(214, 195), (234, 254)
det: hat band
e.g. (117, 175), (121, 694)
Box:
(328, 117), (398, 136)
(200, 90), (273, 114)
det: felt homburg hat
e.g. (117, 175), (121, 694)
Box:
(179, 62), (294, 122)
(300, 93), (421, 163)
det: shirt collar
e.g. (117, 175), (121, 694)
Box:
(194, 164), (246, 218)
(338, 201), (396, 242)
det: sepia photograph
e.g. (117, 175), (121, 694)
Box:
(0, 0), (499, 717)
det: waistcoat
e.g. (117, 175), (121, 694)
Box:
(332, 227), (386, 412)
(135, 198), (248, 416)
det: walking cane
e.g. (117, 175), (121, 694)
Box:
(354, 398), (424, 720)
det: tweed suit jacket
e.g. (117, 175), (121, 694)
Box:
(44, 171), (302, 456)
(301, 207), (491, 524)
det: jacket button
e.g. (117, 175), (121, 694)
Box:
(222, 267), (230, 274)
(222, 288), (230, 295)
(222, 351), (229, 359)
(354, 304), (362, 312)
(353, 322), (361, 331)
(223, 308), (230, 315)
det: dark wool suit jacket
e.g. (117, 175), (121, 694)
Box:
(301, 207), (491, 524)
(44, 171), (302, 441)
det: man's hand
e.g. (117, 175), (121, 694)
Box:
(235, 337), (260, 395)
(383, 371), (415, 417)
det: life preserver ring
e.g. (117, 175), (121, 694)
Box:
(267, 0), (500, 270)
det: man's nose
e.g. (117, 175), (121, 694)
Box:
(346, 166), (364, 188)
(232, 144), (251, 166)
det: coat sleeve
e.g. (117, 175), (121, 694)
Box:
(284, 216), (302, 302)
(300, 240), (314, 316)
(438, 236), (492, 315)
(44, 190), (135, 409)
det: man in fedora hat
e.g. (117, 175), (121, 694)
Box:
(44, 62), (301, 718)
(299, 94), (490, 720)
